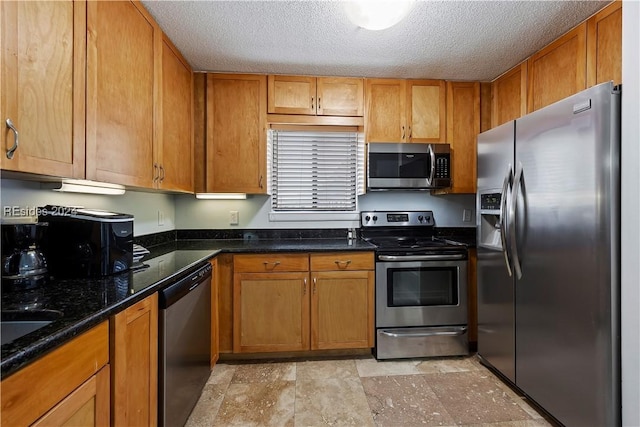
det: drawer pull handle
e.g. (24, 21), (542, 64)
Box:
(335, 260), (352, 268)
(263, 261), (281, 270)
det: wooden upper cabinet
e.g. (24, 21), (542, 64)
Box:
(491, 61), (527, 127)
(528, 23), (587, 113)
(268, 75), (364, 117)
(587, 1), (622, 87)
(366, 79), (446, 143)
(206, 74), (267, 193)
(86, 0), (157, 188)
(158, 33), (194, 192)
(407, 80), (447, 143)
(365, 78), (407, 142)
(445, 81), (480, 194)
(1, 0), (85, 178)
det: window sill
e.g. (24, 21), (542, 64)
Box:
(269, 211), (360, 222)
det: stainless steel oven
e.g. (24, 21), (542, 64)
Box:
(361, 211), (469, 360)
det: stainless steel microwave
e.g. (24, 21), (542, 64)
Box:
(367, 143), (451, 190)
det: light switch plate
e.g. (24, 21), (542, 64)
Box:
(230, 210), (239, 225)
(462, 209), (472, 222)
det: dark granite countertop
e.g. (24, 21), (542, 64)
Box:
(0, 236), (376, 378)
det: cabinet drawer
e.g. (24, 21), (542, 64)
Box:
(234, 253), (309, 272)
(310, 252), (374, 271)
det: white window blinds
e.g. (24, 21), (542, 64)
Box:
(268, 129), (363, 211)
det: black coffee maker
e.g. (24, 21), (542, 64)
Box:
(1, 223), (49, 289)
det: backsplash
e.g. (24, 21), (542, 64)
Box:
(0, 179), (176, 237)
(174, 191), (476, 229)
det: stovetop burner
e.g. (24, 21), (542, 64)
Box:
(360, 210), (468, 254)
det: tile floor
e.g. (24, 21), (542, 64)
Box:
(186, 355), (553, 427)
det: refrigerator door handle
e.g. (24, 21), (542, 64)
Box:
(510, 162), (524, 279)
(500, 164), (514, 277)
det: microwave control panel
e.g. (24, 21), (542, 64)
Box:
(434, 154), (450, 179)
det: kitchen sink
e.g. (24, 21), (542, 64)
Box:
(1, 309), (63, 346)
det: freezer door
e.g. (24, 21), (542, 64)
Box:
(477, 120), (516, 382)
(477, 121), (515, 191)
(513, 82), (620, 426)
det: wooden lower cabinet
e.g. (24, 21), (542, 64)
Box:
(232, 252), (375, 354)
(234, 271), (310, 353)
(110, 293), (158, 427)
(210, 258), (220, 367)
(311, 270), (374, 350)
(0, 322), (109, 426)
(32, 365), (110, 427)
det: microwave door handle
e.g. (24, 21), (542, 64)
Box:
(428, 145), (436, 185)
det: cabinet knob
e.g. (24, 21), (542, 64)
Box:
(5, 119), (19, 159)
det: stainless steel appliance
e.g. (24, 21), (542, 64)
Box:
(361, 211), (469, 359)
(40, 206), (133, 278)
(367, 143), (451, 190)
(159, 262), (212, 427)
(476, 81), (620, 426)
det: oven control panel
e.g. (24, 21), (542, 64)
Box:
(361, 211), (435, 227)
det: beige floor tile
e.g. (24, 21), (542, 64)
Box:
(481, 370), (546, 420)
(206, 362), (237, 385)
(426, 371), (532, 425)
(295, 358), (359, 381)
(214, 380), (295, 427)
(361, 374), (456, 427)
(231, 360), (296, 383)
(416, 356), (483, 374)
(295, 377), (375, 426)
(355, 357), (425, 377)
(461, 420), (554, 427)
(185, 383), (228, 427)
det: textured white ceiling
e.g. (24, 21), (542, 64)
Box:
(141, 0), (610, 81)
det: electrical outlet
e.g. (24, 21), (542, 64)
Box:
(158, 210), (165, 226)
(229, 210), (239, 225)
(463, 209), (472, 222)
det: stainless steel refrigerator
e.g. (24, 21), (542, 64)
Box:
(476, 81), (620, 427)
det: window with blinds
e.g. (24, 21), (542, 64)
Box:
(268, 129), (364, 211)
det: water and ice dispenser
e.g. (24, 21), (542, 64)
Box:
(478, 190), (505, 249)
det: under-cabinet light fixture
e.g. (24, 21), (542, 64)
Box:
(41, 179), (126, 196)
(195, 193), (247, 200)
(344, 0), (415, 31)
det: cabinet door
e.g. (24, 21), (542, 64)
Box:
(32, 365), (110, 427)
(491, 62), (527, 128)
(528, 23), (586, 112)
(207, 74), (267, 193)
(111, 293), (158, 427)
(86, 0), (156, 187)
(311, 270), (374, 350)
(1, 322), (109, 426)
(587, 1), (622, 87)
(268, 75), (316, 115)
(407, 80), (446, 143)
(445, 81), (480, 194)
(365, 79), (406, 142)
(1, 0), (85, 178)
(158, 33), (193, 192)
(317, 77), (364, 117)
(233, 272), (309, 352)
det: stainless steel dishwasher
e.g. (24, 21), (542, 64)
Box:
(159, 262), (212, 427)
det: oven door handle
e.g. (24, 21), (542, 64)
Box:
(377, 254), (466, 261)
(379, 326), (467, 338)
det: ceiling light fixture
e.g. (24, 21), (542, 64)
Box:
(344, 0), (416, 31)
(195, 193), (247, 200)
(41, 179), (126, 195)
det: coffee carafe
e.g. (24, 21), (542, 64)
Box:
(1, 223), (49, 289)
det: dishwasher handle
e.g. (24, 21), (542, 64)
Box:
(159, 263), (212, 308)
